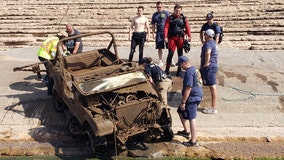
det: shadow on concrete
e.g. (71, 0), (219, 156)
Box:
(4, 74), (96, 158)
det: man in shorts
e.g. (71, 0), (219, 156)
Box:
(151, 1), (170, 67)
(200, 29), (218, 114)
(176, 56), (203, 147)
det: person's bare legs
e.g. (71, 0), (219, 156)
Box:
(189, 119), (197, 142)
(178, 113), (190, 133)
(209, 84), (217, 109)
(158, 48), (163, 60)
(157, 48), (164, 67)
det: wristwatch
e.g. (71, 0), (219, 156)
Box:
(181, 101), (185, 104)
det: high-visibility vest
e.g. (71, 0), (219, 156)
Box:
(37, 36), (59, 60)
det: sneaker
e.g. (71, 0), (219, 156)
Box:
(177, 130), (190, 138)
(202, 107), (218, 114)
(182, 140), (198, 147)
(158, 60), (164, 67)
(171, 59), (176, 67)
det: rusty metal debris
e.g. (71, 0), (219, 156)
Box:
(13, 31), (173, 155)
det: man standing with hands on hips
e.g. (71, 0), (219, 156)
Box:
(200, 29), (218, 114)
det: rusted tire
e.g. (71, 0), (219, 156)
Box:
(161, 125), (174, 141)
(52, 91), (67, 112)
(68, 117), (83, 139)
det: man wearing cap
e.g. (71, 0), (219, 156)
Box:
(164, 4), (191, 77)
(37, 31), (68, 95)
(200, 29), (218, 114)
(140, 57), (172, 105)
(200, 12), (221, 45)
(176, 55), (203, 147)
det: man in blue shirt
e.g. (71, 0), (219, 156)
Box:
(176, 56), (203, 147)
(200, 29), (218, 114)
(140, 57), (172, 105)
(200, 12), (221, 45)
(151, 1), (170, 67)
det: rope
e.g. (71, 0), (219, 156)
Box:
(222, 84), (284, 101)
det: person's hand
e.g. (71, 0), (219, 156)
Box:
(164, 37), (168, 43)
(179, 103), (185, 111)
(63, 51), (71, 56)
(51, 51), (56, 58)
(204, 62), (211, 67)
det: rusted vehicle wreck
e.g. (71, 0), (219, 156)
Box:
(14, 31), (173, 153)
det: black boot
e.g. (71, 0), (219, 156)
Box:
(176, 66), (182, 77)
(165, 66), (170, 75)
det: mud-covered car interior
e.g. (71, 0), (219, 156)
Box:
(44, 31), (174, 153)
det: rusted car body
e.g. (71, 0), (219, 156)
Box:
(15, 31), (173, 152)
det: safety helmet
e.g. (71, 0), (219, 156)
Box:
(183, 40), (190, 53)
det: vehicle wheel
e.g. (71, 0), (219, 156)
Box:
(161, 125), (174, 141)
(143, 128), (160, 142)
(68, 117), (83, 138)
(83, 123), (108, 157)
(52, 91), (67, 112)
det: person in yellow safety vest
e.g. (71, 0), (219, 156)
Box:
(37, 31), (68, 62)
(37, 31), (68, 95)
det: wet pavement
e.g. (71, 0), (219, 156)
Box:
(0, 46), (284, 159)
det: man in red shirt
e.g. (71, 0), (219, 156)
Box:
(164, 4), (191, 77)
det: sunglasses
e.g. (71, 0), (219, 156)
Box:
(157, 7), (161, 8)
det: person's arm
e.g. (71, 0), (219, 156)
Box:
(145, 18), (150, 42)
(184, 17), (191, 41)
(61, 43), (66, 51)
(164, 17), (170, 43)
(204, 49), (211, 67)
(180, 86), (192, 110)
(215, 33), (220, 44)
(148, 75), (156, 87)
(151, 14), (156, 40)
(200, 30), (205, 45)
(214, 24), (221, 44)
(72, 42), (80, 54)
(200, 24), (206, 44)
(151, 24), (155, 40)
(129, 18), (135, 41)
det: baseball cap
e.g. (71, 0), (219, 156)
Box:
(206, 13), (214, 19)
(57, 31), (68, 37)
(176, 56), (189, 65)
(205, 29), (215, 38)
(139, 57), (151, 65)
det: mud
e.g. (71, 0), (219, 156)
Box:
(1, 138), (284, 159)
